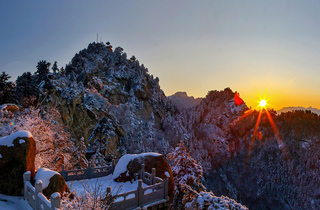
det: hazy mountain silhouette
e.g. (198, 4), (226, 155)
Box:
(277, 106), (320, 115)
(168, 91), (203, 109)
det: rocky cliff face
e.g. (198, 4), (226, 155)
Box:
(33, 41), (320, 210)
(205, 110), (320, 210)
(40, 42), (176, 157)
(181, 88), (250, 171)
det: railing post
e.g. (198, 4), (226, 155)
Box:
(35, 180), (42, 210)
(61, 164), (67, 181)
(23, 171), (31, 200)
(151, 168), (156, 185)
(87, 162), (92, 179)
(50, 192), (61, 210)
(141, 164), (145, 181)
(164, 178), (168, 199)
(106, 186), (112, 195)
(138, 180), (144, 206)
(112, 159), (115, 174)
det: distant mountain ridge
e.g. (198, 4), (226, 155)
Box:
(277, 106), (320, 115)
(168, 91), (203, 109)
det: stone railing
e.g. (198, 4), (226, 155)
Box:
(59, 160), (115, 181)
(24, 162), (168, 210)
(108, 164), (169, 210)
(23, 171), (60, 210)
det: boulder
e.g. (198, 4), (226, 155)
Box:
(0, 131), (36, 195)
(0, 104), (22, 113)
(113, 153), (175, 201)
(35, 168), (68, 199)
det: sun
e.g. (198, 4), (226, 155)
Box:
(259, 99), (267, 108)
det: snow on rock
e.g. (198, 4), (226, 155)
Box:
(165, 171), (170, 178)
(0, 104), (20, 112)
(51, 192), (60, 199)
(0, 154), (2, 159)
(185, 191), (249, 210)
(35, 168), (59, 189)
(112, 152), (161, 179)
(0, 131), (32, 147)
(19, 139), (25, 144)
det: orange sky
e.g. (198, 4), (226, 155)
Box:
(2, 1), (320, 111)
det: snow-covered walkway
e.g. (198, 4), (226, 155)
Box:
(67, 174), (149, 200)
(0, 194), (33, 210)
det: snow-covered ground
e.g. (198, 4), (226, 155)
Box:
(68, 174), (149, 201)
(0, 194), (33, 210)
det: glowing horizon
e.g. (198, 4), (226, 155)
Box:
(1, 1), (320, 110)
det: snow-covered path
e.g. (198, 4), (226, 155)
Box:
(0, 194), (33, 210)
(67, 174), (148, 196)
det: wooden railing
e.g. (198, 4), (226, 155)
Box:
(59, 160), (115, 181)
(108, 164), (169, 210)
(23, 171), (60, 210)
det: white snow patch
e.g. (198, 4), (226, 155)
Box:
(35, 168), (59, 189)
(0, 131), (32, 147)
(0, 194), (33, 210)
(19, 139), (25, 144)
(165, 171), (170, 178)
(68, 174), (149, 199)
(112, 152), (161, 179)
(0, 154), (2, 159)
(51, 192), (60, 199)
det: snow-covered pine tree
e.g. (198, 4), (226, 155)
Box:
(73, 137), (88, 169)
(35, 60), (51, 83)
(0, 71), (16, 104)
(90, 149), (108, 168)
(60, 67), (65, 75)
(15, 72), (38, 104)
(52, 61), (59, 74)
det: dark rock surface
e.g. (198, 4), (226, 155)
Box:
(42, 174), (68, 199)
(0, 131), (36, 195)
(35, 168), (68, 199)
(113, 153), (174, 201)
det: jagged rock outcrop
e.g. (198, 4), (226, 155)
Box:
(88, 115), (125, 156)
(40, 42), (175, 156)
(0, 131), (36, 195)
(181, 88), (249, 171)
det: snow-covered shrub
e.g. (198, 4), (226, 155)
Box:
(167, 140), (203, 187)
(61, 181), (110, 210)
(0, 107), (78, 171)
(185, 189), (248, 210)
(73, 137), (88, 169)
(167, 140), (205, 208)
(90, 149), (108, 168)
(167, 141), (248, 210)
